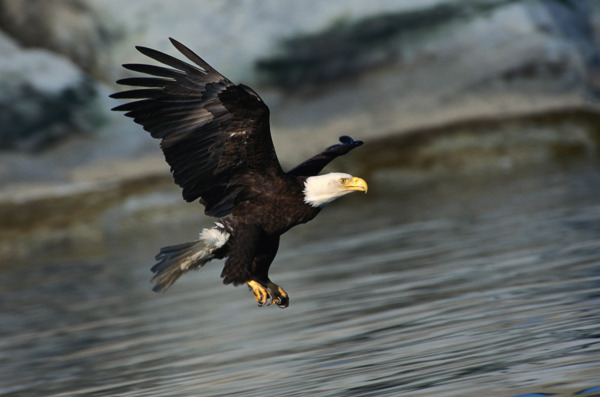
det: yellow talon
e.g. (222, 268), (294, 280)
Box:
(246, 280), (289, 308)
(247, 280), (270, 306)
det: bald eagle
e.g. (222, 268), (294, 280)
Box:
(110, 38), (367, 308)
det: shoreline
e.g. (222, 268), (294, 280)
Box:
(2, 104), (600, 264)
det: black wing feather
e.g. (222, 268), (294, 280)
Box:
(110, 88), (164, 99)
(287, 136), (364, 177)
(111, 38), (284, 217)
(116, 77), (169, 87)
(169, 37), (219, 73)
(122, 63), (184, 79)
(135, 45), (206, 75)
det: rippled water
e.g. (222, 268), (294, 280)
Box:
(2, 163), (600, 396)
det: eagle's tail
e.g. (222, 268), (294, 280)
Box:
(150, 224), (230, 292)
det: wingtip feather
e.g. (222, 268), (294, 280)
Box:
(135, 45), (162, 59)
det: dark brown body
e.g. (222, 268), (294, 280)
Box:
(219, 174), (320, 285)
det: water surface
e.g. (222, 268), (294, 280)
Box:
(1, 164), (600, 396)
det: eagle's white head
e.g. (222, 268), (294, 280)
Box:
(303, 172), (368, 208)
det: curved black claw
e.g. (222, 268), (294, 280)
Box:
(275, 295), (289, 309)
(267, 282), (289, 309)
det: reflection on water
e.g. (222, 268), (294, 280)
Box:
(1, 164), (600, 396)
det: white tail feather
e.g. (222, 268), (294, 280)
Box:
(200, 227), (230, 250)
(151, 223), (230, 292)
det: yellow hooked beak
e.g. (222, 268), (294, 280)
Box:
(342, 177), (368, 193)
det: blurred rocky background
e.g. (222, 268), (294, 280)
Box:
(1, 0), (600, 263)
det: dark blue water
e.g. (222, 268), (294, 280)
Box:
(1, 164), (600, 396)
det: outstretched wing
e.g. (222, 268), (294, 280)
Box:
(111, 38), (284, 217)
(287, 136), (363, 177)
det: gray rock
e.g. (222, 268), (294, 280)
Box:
(0, 0), (119, 79)
(0, 33), (104, 151)
(256, 0), (600, 96)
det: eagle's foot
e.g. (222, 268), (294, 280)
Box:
(247, 280), (271, 307)
(267, 282), (289, 309)
(246, 280), (289, 308)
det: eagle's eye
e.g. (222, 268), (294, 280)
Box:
(339, 177), (348, 184)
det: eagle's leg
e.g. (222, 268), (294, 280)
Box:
(247, 280), (271, 307)
(267, 281), (289, 308)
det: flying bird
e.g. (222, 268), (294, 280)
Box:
(110, 38), (367, 308)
